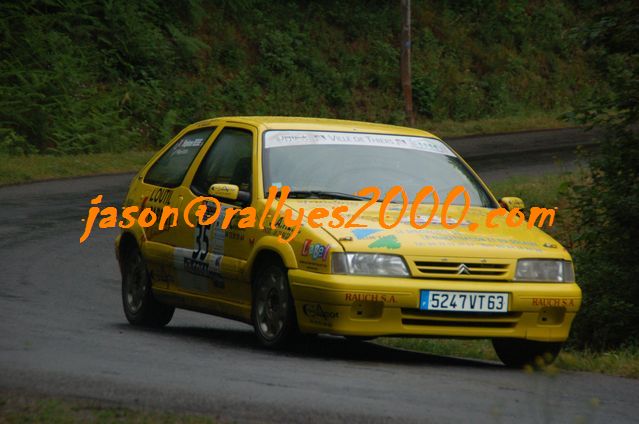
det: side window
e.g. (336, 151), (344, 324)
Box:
(191, 127), (253, 195)
(144, 127), (215, 188)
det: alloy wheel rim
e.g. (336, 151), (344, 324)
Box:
(256, 267), (288, 340)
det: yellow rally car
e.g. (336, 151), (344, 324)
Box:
(115, 116), (581, 367)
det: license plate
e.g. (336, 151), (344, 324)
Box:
(419, 290), (509, 313)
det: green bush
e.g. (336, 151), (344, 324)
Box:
(412, 75), (437, 117)
(0, 0), (600, 154)
(0, 130), (36, 155)
(566, 0), (639, 350)
(569, 130), (639, 349)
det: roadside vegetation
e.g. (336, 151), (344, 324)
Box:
(1, 1), (597, 156)
(491, 172), (581, 250)
(564, 1), (639, 352)
(0, 151), (153, 186)
(378, 338), (639, 378)
(0, 391), (214, 423)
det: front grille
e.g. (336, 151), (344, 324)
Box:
(401, 308), (521, 329)
(411, 260), (511, 280)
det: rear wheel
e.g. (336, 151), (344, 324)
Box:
(492, 338), (562, 368)
(121, 244), (174, 327)
(251, 261), (298, 348)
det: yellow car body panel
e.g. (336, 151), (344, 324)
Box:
(116, 116), (581, 342)
(289, 270), (580, 341)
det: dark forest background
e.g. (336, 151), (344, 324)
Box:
(0, 0), (603, 154)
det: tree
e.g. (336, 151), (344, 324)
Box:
(400, 0), (414, 126)
(567, 0), (639, 349)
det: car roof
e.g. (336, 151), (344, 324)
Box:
(189, 116), (440, 139)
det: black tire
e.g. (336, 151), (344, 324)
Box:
(251, 261), (298, 348)
(492, 338), (562, 368)
(121, 244), (174, 327)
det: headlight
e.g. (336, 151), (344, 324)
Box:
(514, 259), (575, 282)
(331, 253), (409, 277)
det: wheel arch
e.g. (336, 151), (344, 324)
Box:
(250, 249), (286, 284)
(245, 236), (298, 282)
(116, 231), (140, 272)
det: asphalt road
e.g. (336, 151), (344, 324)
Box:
(1, 127), (637, 423)
(447, 126), (601, 183)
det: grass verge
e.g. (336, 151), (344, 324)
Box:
(422, 111), (570, 138)
(490, 171), (582, 249)
(0, 151), (154, 186)
(0, 391), (214, 423)
(0, 113), (572, 187)
(376, 339), (639, 379)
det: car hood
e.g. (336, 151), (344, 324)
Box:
(284, 199), (569, 259)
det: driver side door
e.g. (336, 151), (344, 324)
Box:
(171, 125), (256, 318)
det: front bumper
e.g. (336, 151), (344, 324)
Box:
(289, 269), (581, 342)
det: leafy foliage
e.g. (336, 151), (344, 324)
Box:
(567, 0), (639, 349)
(0, 0), (207, 154)
(0, 0), (598, 154)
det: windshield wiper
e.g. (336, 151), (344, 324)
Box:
(282, 190), (369, 201)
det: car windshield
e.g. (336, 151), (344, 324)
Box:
(262, 130), (496, 207)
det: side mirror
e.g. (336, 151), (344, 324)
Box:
(208, 184), (250, 203)
(499, 196), (525, 211)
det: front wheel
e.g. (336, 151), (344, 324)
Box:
(492, 338), (562, 368)
(121, 244), (174, 327)
(251, 262), (298, 348)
